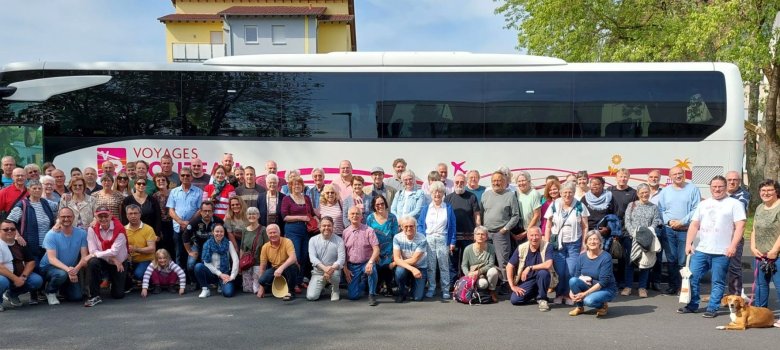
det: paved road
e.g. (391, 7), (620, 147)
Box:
(2, 280), (778, 349)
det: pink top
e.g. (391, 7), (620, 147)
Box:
(342, 223), (378, 264)
(320, 203), (344, 234)
(87, 220), (129, 263)
(281, 195), (314, 217)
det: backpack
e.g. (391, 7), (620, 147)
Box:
(453, 275), (488, 305)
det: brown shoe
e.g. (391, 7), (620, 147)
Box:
(596, 303), (609, 317)
(489, 290), (498, 303)
(568, 307), (585, 316)
(620, 288), (631, 296)
(638, 288), (648, 298)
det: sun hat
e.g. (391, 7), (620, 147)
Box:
(272, 276), (289, 298)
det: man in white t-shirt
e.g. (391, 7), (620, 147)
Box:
(677, 176), (745, 318)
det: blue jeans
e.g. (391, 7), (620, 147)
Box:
(257, 264), (300, 296)
(569, 277), (615, 309)
(394, 266), (427, 301)
(621, 236), (650, 289)
(347, 262), (377, 300)
(510, 269), (551, 304)
(752, 258), (780, 308)
(660, 226), (687, 290)
(284, 222), (309, 285)
(132, 261), (152, 281)
(0, 273), (43, 297)
(685, 251), (729, 312)
(187, 244), (200, 272)
(194, 263), (235, 297)
(426, 234), (451, 296)
(42, 267), (83, 301)
(553, 239), (581, 297)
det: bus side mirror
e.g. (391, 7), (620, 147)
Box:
(0, 86), (17, 98)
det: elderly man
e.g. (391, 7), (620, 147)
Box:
(333, 160), (355, 202)
(189, 157), (211, 190)
(83, 167), (102, 194)
(342, 206), (380, 306)
(658, 166), (701, 295)
(365, 166), (396, 208)
(307, 168), (326, 210)
(257, 224), (298, 300)
(236, 166), (262, 209)
(461, 226), (499, 303)
(39, 208), (89, 305)
(306, 217), (345, 301)
(24, 164), (41, 182)
(255, 160), (286, 190)
(51, 169), (69, 197)
(515, 170), (541, 240)
(100, 161), (116, 178)
(160, 155), (180, 188)
(446, 173), (481, 282)
(385, 158), (408, 192)
(1, 156), (16, 187)
(0, 168), (27, 214)
(481, 171), (520, 293)
(85, 205), (129, 306)
(423, 163), (455, 194)
(0, 220), (44, 310)
(725, 171), (750, 296)
(167, 167), (203, 270)
(392, 216), (428, 302)
(506, 227), (554, 311)
(678, 176), (746, 318)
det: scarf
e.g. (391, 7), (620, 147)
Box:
(585, 190), (612, 211)
(212, 180), (227, 201)
(202, 237), (231, 274)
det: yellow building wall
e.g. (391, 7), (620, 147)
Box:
(175, 0), (348, 15)
(163, 22), (224, 62)
(317, 23), (350, 53)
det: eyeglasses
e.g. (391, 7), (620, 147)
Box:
(72, 184), (84, 188)
(179, 174), (192, 178)
(1, 227), (17, 232)
(28, 170), (39, 173)
(117, 177), (129, 181)
(401, 225), (415, 229)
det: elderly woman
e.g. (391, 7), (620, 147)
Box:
(582, 176), (615, 234)
(342, 176), (372, 228)
(120, 177), (162, 236)
(365, 194), (398, 296)
(417, 181), (456, 300)
(282, 176), (316, 289)
(574, 170), (589, 201)
(391, 170), (426, 221)
(203, 166), (236, 220)
(239, 207), (268, 293)
(152, 173), (174, 255)
(319, 184), (344, 235)
(750, 179), (780, 324)
(194, 224), (239, 298)
(461, 226), (499, 303)
(540, 179), (561, 234)
(40, 175), (60, 203)
(568, 230), (618, 317)
(58, 177), (97, 229)
(8, 180), (58, 262)
(280, 169), (302, 196)
(544, 181), (590, 305)
(224, 195), (249, 250)
(113, 172), (132, 198)
(621, 183), (662, 298)
(258, 174), (285, 230)
(91, 174), (124, 218)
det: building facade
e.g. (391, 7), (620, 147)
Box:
(159, 0), (356, 62)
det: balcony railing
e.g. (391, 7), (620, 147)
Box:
(172, 43), (225, 62)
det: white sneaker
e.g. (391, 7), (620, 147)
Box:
(331, 291), (340, 301)
(46, 293), (60, 305)
(553, 296), (563, 305)
(198, 288), (211, 298)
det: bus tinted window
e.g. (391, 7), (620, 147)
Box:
(573, 72), (726, 139)
(484, 72), (572, 138)
(284, 73), (379, 139)
(381, 73), (483, 138)
(181, 71), (282, 137)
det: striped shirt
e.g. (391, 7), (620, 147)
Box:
(141, 261), (186, 289)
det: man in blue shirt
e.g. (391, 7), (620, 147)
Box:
(39, 207), (89, 305)
(166, 167), (203, 270)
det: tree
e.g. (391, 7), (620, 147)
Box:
(496, 0), (780, 205)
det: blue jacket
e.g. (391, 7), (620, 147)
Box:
(417, 202), (457, 246)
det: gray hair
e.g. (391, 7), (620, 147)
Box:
(515, 170), (531, 183)
(246, 207), (260, 216)
(399, 216), (417, 228)
(266, 173), (279, 184)
(26, 179), (42, 188)
(584, 230), (603, 245)
(125, 204), (141, 213)
(636, 183), (650, 193)
(39, 175), (55, 185)
(561, 181), (577, 193)
(401, 170), (416, 180)
(311, 168), (324, 176)
(428, 181), (446, 194)
(286, 169), (301, 181)
(24, 164), (40, 172)
(179, 166), (192, 175)
(473, 225), (489, 235)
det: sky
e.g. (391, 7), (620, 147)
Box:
(0, 0), (519, 65)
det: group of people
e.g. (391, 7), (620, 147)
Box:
(0, 154), (778, 327)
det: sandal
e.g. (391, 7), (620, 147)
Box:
(774, 320), (780, 328)
(282, 294), (292, 302)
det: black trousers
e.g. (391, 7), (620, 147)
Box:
(88, 258), (128, 299)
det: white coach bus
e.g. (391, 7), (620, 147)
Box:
(0, 52), (743, 190)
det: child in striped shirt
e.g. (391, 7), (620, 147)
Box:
(141, 249), (186, 297)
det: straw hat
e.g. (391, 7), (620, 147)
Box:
(272, 276), (289, 298)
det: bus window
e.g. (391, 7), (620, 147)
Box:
(0, 125), (43, 167)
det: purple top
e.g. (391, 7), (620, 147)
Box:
(342, 223), (378, 264)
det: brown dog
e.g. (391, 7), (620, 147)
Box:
(716, 295), (775, 330)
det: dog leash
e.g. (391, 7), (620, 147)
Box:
(749, 258), (759, 306)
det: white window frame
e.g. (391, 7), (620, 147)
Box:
(245, 25), (259, 44)
(271, 25), (286, 45)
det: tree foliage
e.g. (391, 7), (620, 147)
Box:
(496, 0), (780, 195)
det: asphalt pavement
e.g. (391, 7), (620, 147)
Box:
(1, 277), (778, 350)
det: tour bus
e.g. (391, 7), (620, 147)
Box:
(0, 52), (743, 191)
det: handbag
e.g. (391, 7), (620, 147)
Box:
(679, 254), (693, 304)
(238, 231), (261, 271)
(306, 215), (319, 234)
(609, 237), (623, 259)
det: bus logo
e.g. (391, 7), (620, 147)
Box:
(97, 147), (126, 175)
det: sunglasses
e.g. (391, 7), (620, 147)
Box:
(136, 182), (146, 186)
(180, 174), (192, 178)
(117, 177), (129, 180)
